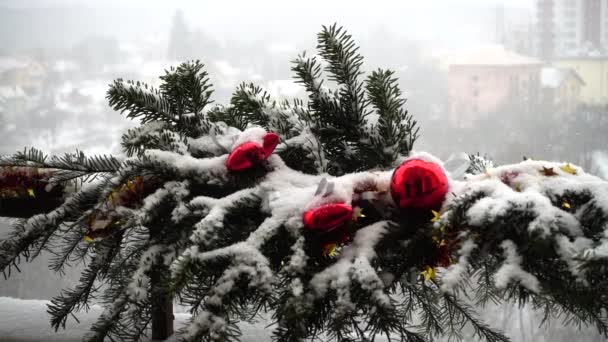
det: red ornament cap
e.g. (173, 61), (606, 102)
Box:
(390, 159), (448, 210)
(225, 132), (279, 172)
(303, 203), (353, 232)
(262, 132), (279, 157)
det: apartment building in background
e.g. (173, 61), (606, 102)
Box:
(536, 0), (608, 60)
(447, 46), (543, 127)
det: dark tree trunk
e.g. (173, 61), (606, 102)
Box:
(149, 223), (174, 341)
(150, 263), (174, 340)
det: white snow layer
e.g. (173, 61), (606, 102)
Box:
(3, 144), (608, 341)
(1, 296), (602, 342)
(440, 237), (477, 292)
(231, 127), (267, 150)
(493, 240), (540, 293)
(0, 297), (269, 342)
(439, 158), (608, 289)
(144, 138), (608, 315)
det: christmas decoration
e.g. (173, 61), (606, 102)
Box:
(322, 242), (338, 257)
(540, 166), (558, 177)
(0, 167), (53, 199)
(320, 226), (354, 257)
(302, 202), (353, 232)
(225, 132), (279, 171)
(499, 170), (519, 186)
(85, 176), (157, 242)
(431, 209), (441, 222)
(390, 158), (448, 210)
(351, 206), (366, 222)
(106, 175), (147, 208)
(303, 178), (365, 256)
(421, 265), (437, 282)
(560, 163), (578, 175)
(84, 211), (122, 242)
(420, 210), (459, 282)
(0, 166), (65, 218)
(262, 132), (280, 156)
(498, 170), (522, 192)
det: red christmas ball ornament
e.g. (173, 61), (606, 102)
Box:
(390, 159), (448, 210)
(226, 142), (264, 171)
(303, 203), (353, 232)
(226, 132), (279, 171)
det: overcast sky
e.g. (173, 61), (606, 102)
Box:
(1, 0), (535, 53)
(2, 0), (534, 9)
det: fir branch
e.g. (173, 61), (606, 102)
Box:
(107, 79), (177, 125)
(113, 301), (153, 341)
(207, 83), (299, 142)
(467, 154), (494, 175)
(441, 293), (511, 342)
(0, 183), (103, 276)
(317, 23), (369, 126)
(231, 83), (272, 127)
(48, 234), (123, 331)
(84, 293), (129, 342)
(366, 68), (419, 162)
(291, 52), (342, 123)
(1, 147), (121, 184)
(121, 122), (176, 157)
(401, 283), (444, 339)
(48, 259), (101, 331)
(159, 60), (214, 117)
(49, 219), (93, 273)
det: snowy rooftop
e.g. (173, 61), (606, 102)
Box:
(0, 57), (46, 77)
(0, 85), (26, 100)
(556, 55), (608, 61)
(0, 57), (28, 74)
(540, 67), (585, 89)
(52, 60), (80, 73)
(448, 45), (542, 67)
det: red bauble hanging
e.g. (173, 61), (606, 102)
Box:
(226, 141), (264, 171)
(226, 132), (279, 171)
(302, 203), (353, 232)
(390, 159), (448, 210)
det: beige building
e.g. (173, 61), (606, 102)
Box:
(540, 67), (585, 113)
(0, 57), (46, 93)
(555, 57), (608, 105)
